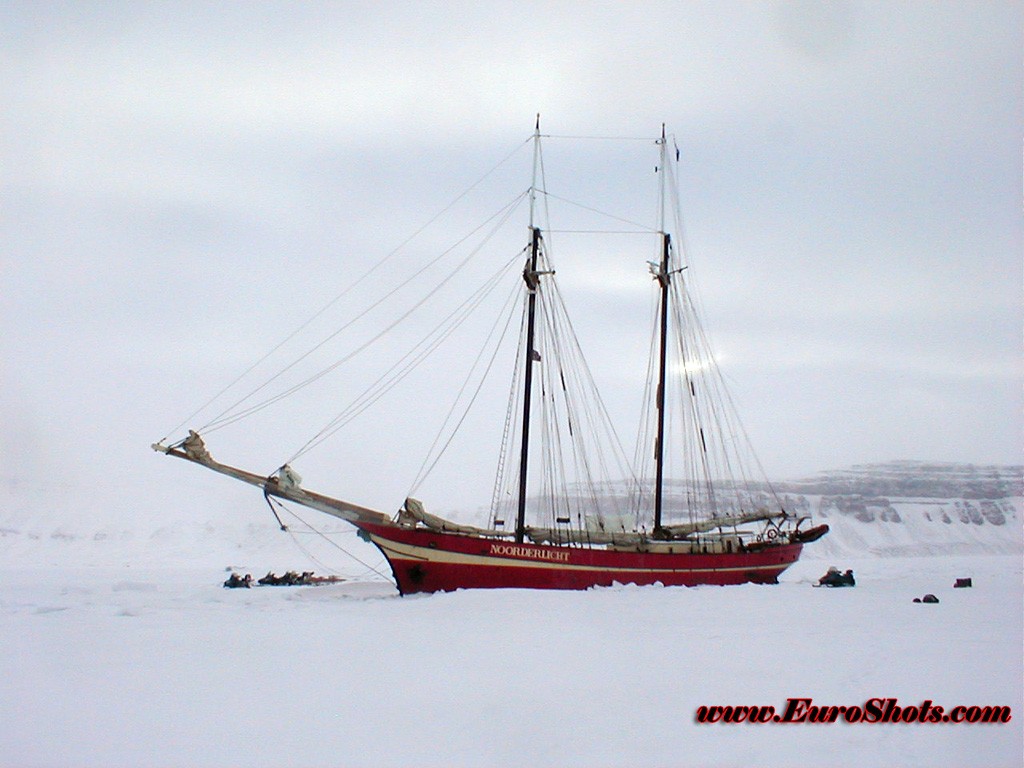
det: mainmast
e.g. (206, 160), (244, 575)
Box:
(516, 115), (542, 543)
(653, 124), (670, 533)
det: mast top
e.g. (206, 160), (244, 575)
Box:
(529, 115), (542, 229)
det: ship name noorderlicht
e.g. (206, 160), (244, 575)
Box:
(489, 543), (571, 562)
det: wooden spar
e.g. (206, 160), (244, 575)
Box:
(653, 231), (671, 532)
(515, 225), (541, 543)
(151, 440), (391, 526)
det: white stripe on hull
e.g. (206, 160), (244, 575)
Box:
(370, 534), (790, 574)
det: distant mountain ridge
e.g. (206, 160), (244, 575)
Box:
(567, 461), (1022, 558)
(1, 461), (1020, 566)
(777, 460), (1023, 500)
(770, 462), (1022, 558)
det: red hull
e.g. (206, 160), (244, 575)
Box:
(356, 521), (803, 595)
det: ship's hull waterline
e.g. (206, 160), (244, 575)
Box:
(356, 521), (805, 595)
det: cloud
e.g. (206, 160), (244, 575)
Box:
(1, 1), (1020, 527)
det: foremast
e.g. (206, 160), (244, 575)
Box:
(653, 124), (671, 534)
(516, 115), (542, 544)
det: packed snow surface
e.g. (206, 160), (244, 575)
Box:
(2, 554), (1021, 767)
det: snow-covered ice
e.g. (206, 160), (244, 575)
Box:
(2, 552), (1021, 767)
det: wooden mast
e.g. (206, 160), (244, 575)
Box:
(653, 124), (670, 533)
(516, 116), (542, 544)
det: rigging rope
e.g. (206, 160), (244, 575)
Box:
(286, 230), (526, 464)
(537, 190), (654, 233)
(263, 493), (393, 583)
(162, 138), (533, 444)
(540, 134), (658, 141)
(408, 275), (522, 495)
(489, 302), (527, 528)
(200, 192), (529, 435)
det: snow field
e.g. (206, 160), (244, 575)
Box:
(1, 554), (1020, 767)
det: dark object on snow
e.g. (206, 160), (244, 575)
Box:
(817, 567), (855, 587)
(257, 570), (316, 586)
(223, 573), (253, 589)
(913, 594), (940, 604)
(954, 578), (972, 588)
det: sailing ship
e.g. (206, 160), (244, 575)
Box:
(154, 120), (827, 594)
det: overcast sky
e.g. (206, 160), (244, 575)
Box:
(2, 1), (1021, 528)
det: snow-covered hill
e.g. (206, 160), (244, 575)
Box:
(777, 461), (1022, 558)
(788, 495), (1021, 558)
